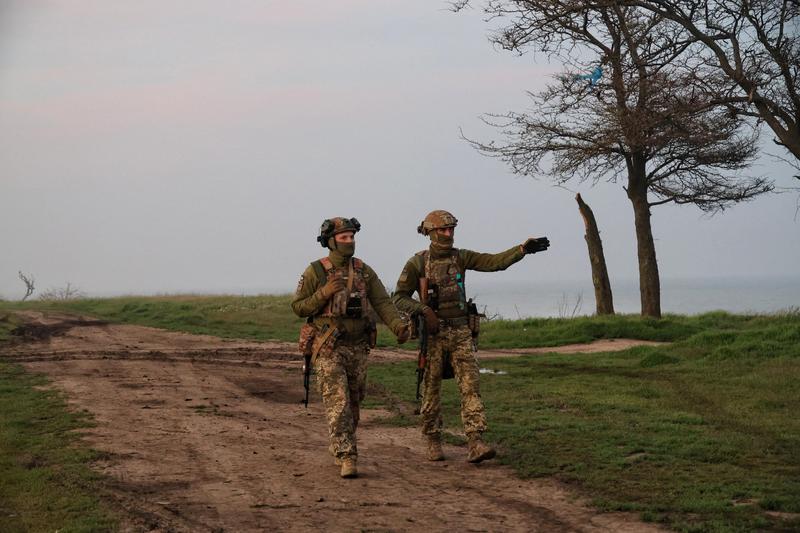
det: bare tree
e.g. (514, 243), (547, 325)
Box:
(457, 1), (771, 317)
(616, 0), (800, 179)
(18, 271), (35, 301)
(576, 194), (615, 314)
(38, 282), (85, 301)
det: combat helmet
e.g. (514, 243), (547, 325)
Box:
(317, 217), (361, 248)
(417, 210), (458, 235)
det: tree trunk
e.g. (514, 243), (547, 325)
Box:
(627, 170), (661, 318)
(575, 193), (614, 315)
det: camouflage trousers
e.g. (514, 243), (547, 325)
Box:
(421, 325), (487, 438)
(314, 340), (369, 460)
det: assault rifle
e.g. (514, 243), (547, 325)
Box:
(416, 311), (428, 401)
(416, 276), (430, 401)
(302, 351), (311, 408)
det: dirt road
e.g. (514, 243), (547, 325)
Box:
(2, 312), (664, 532)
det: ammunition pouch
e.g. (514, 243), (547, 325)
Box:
(298, 322), (316, 357)
(317, 256), (370, 319)
(345, 295), (363, 318)
(311, 324), (340, 362)
(426, 284), (440, 311)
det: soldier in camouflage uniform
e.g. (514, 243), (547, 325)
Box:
(392, 210), (550, 463)
(292, 217), (410, 478)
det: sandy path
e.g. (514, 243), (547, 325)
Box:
(2, 312), (664, 532)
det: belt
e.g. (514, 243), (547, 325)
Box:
(337, 330), (368, 342)
(438, 316), (469, 327)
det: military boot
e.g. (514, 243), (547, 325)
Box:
(467, 433), (496, 463)
(340, 457), (358, 478)
(426, 434), (444, 461)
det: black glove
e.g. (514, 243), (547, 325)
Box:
(522, 237), (550, 254)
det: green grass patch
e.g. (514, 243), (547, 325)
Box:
(0, 362), (116, 532)
(0, 296), (745, 349)
(0, 312), (18, 342)
(2, 294), (306, 343)
(368, 311), (800, 532)
(477, 312), (719, 349)
(1, 294), (410, 348)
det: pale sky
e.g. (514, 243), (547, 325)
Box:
(1, 1), (798, 301)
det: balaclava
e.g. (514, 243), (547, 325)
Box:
(328, 236), (355, 263)
(429, 231), (454, 256)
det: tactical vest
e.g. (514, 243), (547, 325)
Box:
(416, 249), (467, 320)
(313, 257), (371, 320)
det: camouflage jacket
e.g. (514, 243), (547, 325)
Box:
(391, 245), (525, 316)
(292, 252), (405, 336)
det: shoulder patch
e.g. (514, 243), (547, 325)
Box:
(399, 269), (409, 283)
(295, 274), (305, 295)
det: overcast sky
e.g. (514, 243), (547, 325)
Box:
(1, 0), (798, 300)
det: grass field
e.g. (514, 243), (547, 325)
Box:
(0, 362), (116, 532)
(1, 294), (713, 348)
(368, 311), (800, 532)
(1, 294), (306, 343)
(0, 311), (17, 342)
(2, 296), (799, 531)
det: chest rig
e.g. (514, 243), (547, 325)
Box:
(315, 257), (371, 320)
(417, 249), (467, 320)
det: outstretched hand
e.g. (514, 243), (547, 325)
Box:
(522, 237), (550, 254)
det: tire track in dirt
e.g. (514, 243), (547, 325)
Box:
(1, 311), (664, 532)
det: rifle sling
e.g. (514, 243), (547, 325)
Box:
(312, 325), (339, 362)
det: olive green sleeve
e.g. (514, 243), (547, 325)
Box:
(460, 245), (525, 272)
(391, 257), (425, 315)
(364, 265), (404, 333)
(290, 264), (329, 318)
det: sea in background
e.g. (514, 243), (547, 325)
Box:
(464, 276), (800, 319)
(89, 276), (800, 319)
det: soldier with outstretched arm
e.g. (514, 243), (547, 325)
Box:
(292, 217), (410, 478)
(392, 210), (549, 463)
